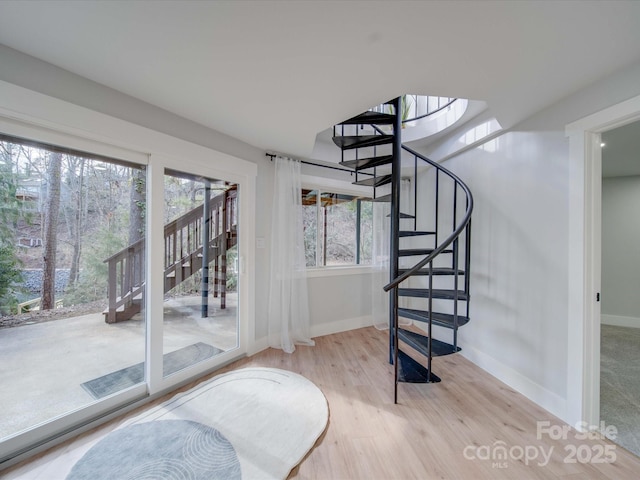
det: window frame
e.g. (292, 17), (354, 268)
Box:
(300, 174), (374, 273)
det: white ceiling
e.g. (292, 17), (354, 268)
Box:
(1, 1), (640, 158)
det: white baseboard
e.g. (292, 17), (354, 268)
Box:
(249, 315), (374, 357)
(248, 337), (269, 356)
(601, 314), (640, 328)
(460, 342), (567, 423)
(311, 315), (373, 338)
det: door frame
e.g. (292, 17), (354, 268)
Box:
(566, 94), (640, 430)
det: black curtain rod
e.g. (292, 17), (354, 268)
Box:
(265, 153), (374, 176)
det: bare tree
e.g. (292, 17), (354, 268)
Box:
(41, 152), (62, 310)
(128, 168), (145, 245)
(67, 157), (85, 286)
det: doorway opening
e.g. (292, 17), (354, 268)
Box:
(600, 119), (640, 456)
(566, 94), (640, 442)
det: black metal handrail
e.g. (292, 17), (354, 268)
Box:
(371, 95), (458, 124)
(381, 143), (473, 292)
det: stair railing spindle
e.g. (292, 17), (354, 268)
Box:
(390, 97), (402, 384)
(465, 219), (472, 319)
(427, 260), (433, 381)
(393, 284), (399, 404)
(435, 169), (439, 247)
(453, 236), (459, 350)
(452, 183), (458, 269)
(414, 154), (418, 231)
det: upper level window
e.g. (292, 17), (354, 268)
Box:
(302, 189), (372, 267)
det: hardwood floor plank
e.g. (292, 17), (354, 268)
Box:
(3, 326), (640, 479)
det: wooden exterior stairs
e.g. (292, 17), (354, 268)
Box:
(103, 186), (237, 323)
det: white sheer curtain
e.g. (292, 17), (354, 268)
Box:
(372, 200), (391, 329)
(268, 156), (315, 353)
(372, 179), (412, 330)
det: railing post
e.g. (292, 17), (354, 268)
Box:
(414, 155), (418, 231)
(201, 181), (211, 318)
(435, 169), (439, 246)
(390, 97), (402, 402)
(125, 248), (134, 309)
(452, 184), (458, 269)
(428, 260), (433, 381)
(220, 190), (228, 310)
(453, 237), (460, 350)
(356, 199), (361, 264)
(465, 219), (472, 319)
(372, 165), (376, 199)
(107, 259), (117, 323)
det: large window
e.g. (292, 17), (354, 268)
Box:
(302, 189), (373, 267)
(0, 135), (147, 441)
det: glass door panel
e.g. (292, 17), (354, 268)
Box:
(0, 138), (146, 441)
(162, 170), (238, 377)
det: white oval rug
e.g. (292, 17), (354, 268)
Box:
(67, 368), (329, 480)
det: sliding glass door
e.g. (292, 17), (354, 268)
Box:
(0, 136), (246, 465)
(0, 137), (147, 441)
(161, 170), (239, 378)
(0, 78), (256, 466)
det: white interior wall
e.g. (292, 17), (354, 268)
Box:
(411, 124), (572, 417)
(307, 271), (373, 337)
(436, 131), (570, 418)
(601, 175), (640, 327)
(415, 59), (640, 424)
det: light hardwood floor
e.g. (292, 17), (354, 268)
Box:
(4, 326), (640, 479)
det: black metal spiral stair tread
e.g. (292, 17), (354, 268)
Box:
(398, 267), (464, 275)
(332, 135), (394, 150)
(397, 288), (469, 301)
(398, 328), (461, 357)
(398, 230), (436, 237)
(353, 174), (392, 187)
(387, 212), (415, 218)
(398, 308), (470, 329)
(397, 349), (441, 384)
(340, 155), (394, 170)
(340, 111), (396, 125)
(373, 194), (391, 203)
(398, 248), (452, 256)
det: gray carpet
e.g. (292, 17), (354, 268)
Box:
(600, 324), (640, 457)
(66, 420), (241, 480)
(81, 342), (221, 399)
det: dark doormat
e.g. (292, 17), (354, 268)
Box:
(81, 342), (222, 399)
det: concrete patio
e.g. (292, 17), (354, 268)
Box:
(0, 293), (237, 440)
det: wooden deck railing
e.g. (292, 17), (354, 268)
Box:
(103, 186), (237, 323)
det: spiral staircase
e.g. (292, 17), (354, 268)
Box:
(333, 97), (473, 402)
